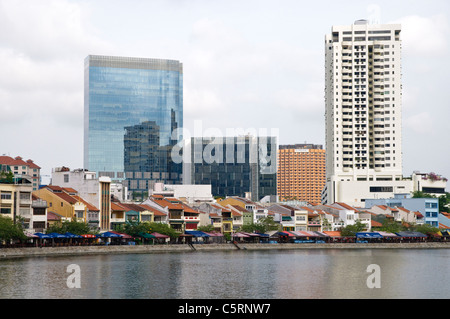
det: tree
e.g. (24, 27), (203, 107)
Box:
(46, 220), (92, 235)
(0, 171), (14, 184)
(115, 221), (151, 237)
(197, 225), (215, 232)
(240, 216), (280, 233)
(147, 222), (179, 238)
(0, 215), (26, 242)
(340, 220), (366, 237)
(378, 218), (405, 234)
(413, 223), (440, 236)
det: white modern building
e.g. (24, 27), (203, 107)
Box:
(321, 20), (447, 205)
(149, 182), (215, 204)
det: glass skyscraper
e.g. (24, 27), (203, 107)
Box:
(84, 55), (183, 193)
(183, 136), (277, 201)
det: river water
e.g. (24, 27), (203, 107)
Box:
(1, 248), (449, 299)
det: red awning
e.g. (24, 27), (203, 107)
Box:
(110, 231), (133, 239)
(150, 232), (170, 238)
(81, 234), (96, 238)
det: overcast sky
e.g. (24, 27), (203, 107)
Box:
(0, 0), (449, 186)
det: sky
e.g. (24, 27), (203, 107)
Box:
(0, 0), (449, 186)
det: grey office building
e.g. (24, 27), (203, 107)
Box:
(183, 136), (277, 201)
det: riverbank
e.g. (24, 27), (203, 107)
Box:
(1, 242), (450, 259)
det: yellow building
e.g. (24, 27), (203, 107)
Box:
(0, 183), (16, 221)
(33, 186), (87, 223)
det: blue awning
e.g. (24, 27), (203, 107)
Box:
(34, 232), (53, 239)
(255, 233), (270, 237)
(97, 232), (122, 238)
(356, 232), (383, 239)
(395, 231), (427, 238)
(65, 232), (82, 238)
(185, 230), (210, 237)
(48, 232), (68, 238)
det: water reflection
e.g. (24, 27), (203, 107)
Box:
(1, 249), (449, 299)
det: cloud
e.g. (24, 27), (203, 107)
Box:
(392, 14), (450, 56)
(0, 0), (114, 175)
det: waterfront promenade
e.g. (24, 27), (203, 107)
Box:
(1, 242), (450, 259)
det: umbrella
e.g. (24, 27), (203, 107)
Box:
(25, 231), (38, 238)
(47, 233), (68, 238)
(34, 232), (52, 239)
(81, 234), (96, 238)
(232, 232), (250, 238)
(150, 232), (169, 238)
(109, 231), (133, 239)
(137, 232), (156, 239)
(65, 232), (82, 238)
(97, 232), (122, 238)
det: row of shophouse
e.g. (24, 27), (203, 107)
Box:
(1, 160), (448, 235)
(0, 179), (440, 235)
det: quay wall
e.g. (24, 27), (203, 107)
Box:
(1, 242), (450, 259)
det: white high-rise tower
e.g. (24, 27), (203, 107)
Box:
(322, 20), (405, 205)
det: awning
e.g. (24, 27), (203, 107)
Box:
(185, 230), (210, 237)
(255, 233), (270, 237)
(205, 232), (224, 237)
(81, 234), (96, 238)
(376, 231), (398, 237)
(313, 231), (330, 237)
(150, 232), (170, 238)
(137, 232), (156, 239)
(300, 231), (321, 237)
(323, 231), (345, 237)
(395, 231), (427, 238)
(356, 232), (383, 239)
(109, 231), (133, 239)
(277, 231), (293, 237)
(440, 229), (450, 237)
(97, 231), (122, 238)
(64, 232), (82, 238)
(232, 232), (250, 238)
(239, 232), (260, 237)
(34, 233), (52, 239)
(48, 233), (68, 239)
(288, 231), (308, 237)
(25, 231), (38, 238)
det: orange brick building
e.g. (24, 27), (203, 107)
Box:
(277, 144), (326, 203)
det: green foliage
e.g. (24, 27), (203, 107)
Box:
(339, 220), (366, 236)
(378, 218), (406, 234)
(412, 223), (440, 236)
(46, 220), (92, 235)
(197, 225), (215, 232)
(114, 221), (152, 237)
(240, 216), (280, 233)
(117, 221), (180, 238)
(0, 215), (26, 241)
(0, 170), (14, 184)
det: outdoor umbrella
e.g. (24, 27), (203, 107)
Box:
(137, 232), (156, 239)
(65, 232), (82, 238)
(48, 233), (68, 239)
(81, 234), (96, 238)
(150, 232), (169, 238)
(34, 232), (53, 239)
(97, 232), (122, 238)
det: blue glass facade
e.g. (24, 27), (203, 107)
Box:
(84, 55), (183, 191)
